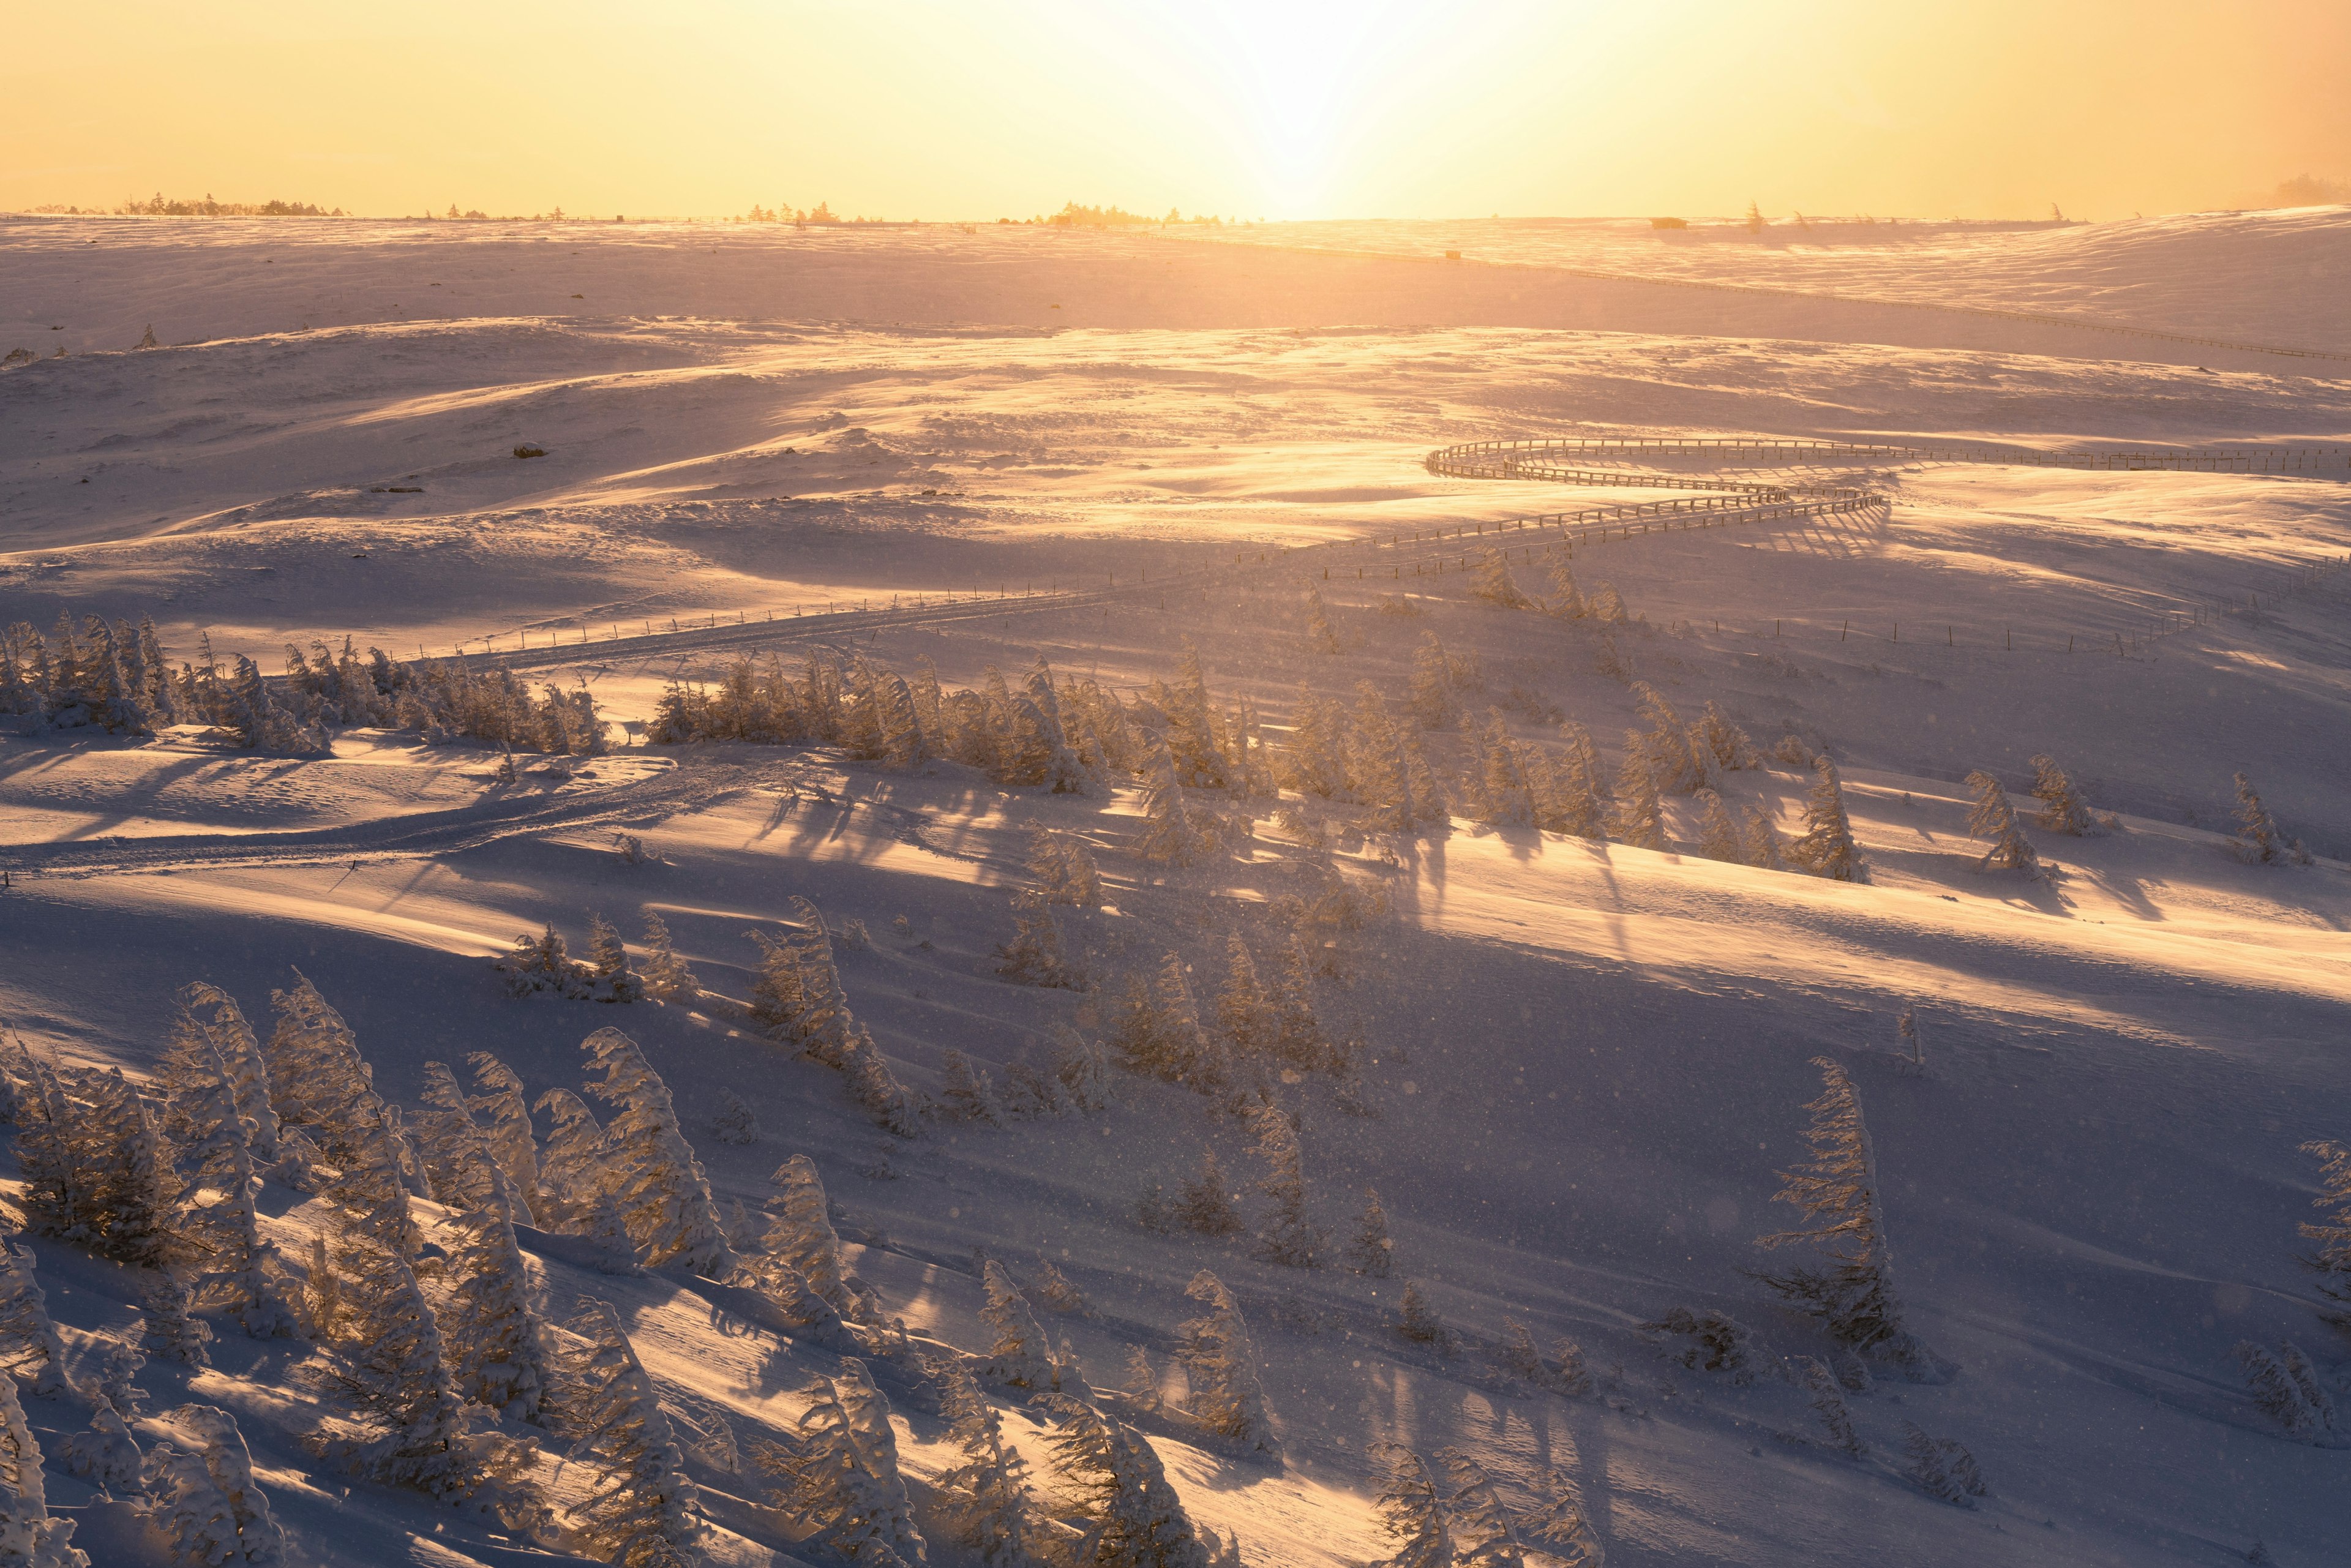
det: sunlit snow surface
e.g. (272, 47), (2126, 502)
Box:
(1, 211), (2347, 1567)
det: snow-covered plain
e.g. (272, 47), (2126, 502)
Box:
(1, 211), (2347, 1568)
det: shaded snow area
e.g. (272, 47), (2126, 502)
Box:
(0, 213), (2347, 1568)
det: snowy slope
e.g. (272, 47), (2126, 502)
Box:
(1, 217), (2347, 1568)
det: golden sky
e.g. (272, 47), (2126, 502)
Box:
(10, 1), (2349, 220)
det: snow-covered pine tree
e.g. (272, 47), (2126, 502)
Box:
(1896, 1009), (1923, 1072)
(1135, 735), (1202, 866)
(1631, 683), (1703, 795)
(1693, 700), (1760, 772)
(0, 1246), (70, 1397)
(1963, 770), (2038, 873)
(76, 1066), (176, 1266)
(166, 1405), (287, 1563)
(1899, 1420), (1989, 1505)
(1754, 1057), (1922, 1367)
(762, 1359), (927, 1567)
(1471, 549), (1534, 609)
(500, 921), (589, 997)
(1791, 1356), (1865, 1455)
(1122, 1346), (1163, 1413)
(1000, 1052), (1066, 1119)
(1368, 1442), (1450, 1568)
(1175, 1147), (1243, 1237)
(1408, 633), (1457, 730)
(322, 1097), (425, 1261)
(263, 972), (418, 1197)
(1612, 733), (1667, 850)
(1265, 937), (1329, 1071)
(1037, 1394), (1210, 1568)
(1553, 1337), (1594, 1395)
(1215, 936), (1279, 1068)
(686, 1405), (740, 1474)
(711, 1087), (760, 1145)
(141, 1441), (239, 1566)
(763, 1155), (857, 1316)
(2231, 773), (2311, 865)
(1695, 790), (1741, 861)
(585, 913), (645, 1003)
(2299, 1138), (2351, 1332)
(1785, 757), (1865, 881)
(842, 1025), (923, 1139)
(997, 891), (1078, 988)
(1033, 1256), (1093, 1318)
(171, 982), (279, 1160)
(1437, 1446), (1526, 1568)
(442, 1184), (552, 1421)
(940, 1049), (1006, 1125)
(1546, 557), (1588, 619)
(140, 1269), (212, 1368)
(563, 1298), (700, 1567)
(580, 1027), (734, 1276)
(459, 1052), (546, 1224)
(1523, 1466), (1605, 1567)
(937, 1357), (1050, 1567)
(1395, 1281), (1450, 1349)
(1249, 1102), (1324, 1267)
(54, 1394), (141, 1497)
(981, 1259), (1058, 1390)
(1304, 582), (1343, 652)
(1348, 1188), (1395, 1277)
(1150, 955), (1232, 1093)
(639, 912), (700, 1003)
(1741, 804), (1786, 870)
(1050, 1025), (1114, 1112)
(533, 1087), (609, 1229)
(2026, 754), (2093, 835)
(2231, 1340), (2339, 1440)
(1498, 1319), (1546, 1384)
(160, 1029), (295, 1337)
(1176, 1271), (1278, 1457)
(410, 1061), (503, 1213)
(0, 1374), (84, 1567)
(1029, 827), (1104, 907)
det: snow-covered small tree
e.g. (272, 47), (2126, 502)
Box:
(937, 1357), (1050, 1567)
(1408, 633), (1458, 730)
(1303, 582), (1343, 652)
(1249, 1102), (1325, 1267)
(1896, 1009), (1922, 1072)
(1037, 1394), (1209, 1568)
(1050, 1026), (1113, 1112)
(1900, 1420), (1988, 1505)
(1121, 1346), (1163, 1413)
(1963, 770), (2037, 873)
(67, 1066), (177, 1266)
(141, 1441), (239, 1566)
(1135, 735), (1204, 866)
(1523, 1466), (1604, 1566)
(1631, 683), (1704, 795)
(1612, 734), (1667, 850)
(1175, 1147), (1243, 1237)
(1641, 1306), (1758, 1383)
(580, 1027), (734, 1276)
(1693, 701), (1760, 772)
(533, 1087), (608, 1229)
(1553, 1337), (1593, 1395)
(163, 1029), (295, 1337)
(2026, 754), (2094, 835)
(1498, 1319), (1547, 1385)
(1695, 790), (1741, 861)
(585, 913), (645, 1003)
(0, 1373), (84, 1567)
(1368, 1442), (1450, 1568)
(687, 1405), (739, 1475)
(639, 912), (699, 1003)
(1029, 828), (1103, 908)
(263, 972), (416, 1201)
(710, 1087), (760, 1146)
(141, 1270), (212, 1368)
(1176, 1271), (1277, 1457)
(54, 1395), (141, 1497)
(2300, 1138), (2351, 1332)
(499, 921), (590, 997)
(1791, 1356), (1865, 1455)
(981, 1259), (1058, 1391)
(842, 1025), (922, 1139)
(1395, 1281), (1450, 1350)
(1348, 1188), (1395, 1277)
(167, 1405), (286, 1563)
(1033, 1256), (1093, 1318)
(1437, 1446), (1525, 1568)
(459, 1052), (546, 1225)
(1753, 1057), (1920, 1366)
(2232, 1340), (2339, 1441)
(1546, 557), (1588, 620)
(761, 1358), (926, 1567)
(997, 892), (1079, 989)
(1785, 757), (1865, 881)
(1471, 549), (1534, 610)
(443, 1195), (552, 1421)
(1000, 1053), (1065, 1119)
(1741, 803), (1785, 869)
(0, 1246), (71, 1396)
(563, 1298), (700, 1567)
(170, 983), (279, 1161)
(764, 1155), (857, 1316)
(2231, 773), (2311, 865)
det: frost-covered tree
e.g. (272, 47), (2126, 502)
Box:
(937, 1358), (1051, 1567)
(159, 1405), (285, 1564)
(1553, 1337), (1593, 1395)
(1395, 1281), (1450, 1350)
(1896, 1009), (1922, 1071)
(0, 1244), (73, 1396)
(2232, 1340), (2339, 1441)
(585, 913), (646, 1003)
(997, 892), (1078, 988)
(1348, 1188), (1395, 1277)
(1175, 1148), (1243, 1237)
(639, 912), (699, 1003)
(1038, 1394), (1209, 1568)
(1303, 582), (1343, 653)
(559, 1298), (699, 1566)
(0, 1375), (84, 1567)
(443, 1185), (552, 1420)
(1250, 1103), (1324, 1267)
(533, 1087), (609, 1231)
(264, 973), (418, 1211)
(937, 1050), (1004, 1125)
(842, 1025), (923, 1139)
(982, 1259), (1058, 1390)
(1050, 1026), (1114, 1112)
(160, 1029), (295, 1337)
(1408, 633), (1458, 730)
(170, 983), (279, 1160)
(1113, 956), (1231, 1094)
(1029, 827), (1103, 907)
(1693, 701), (1760, 773)
(142, 1441), (240, 1566)
(2299, 1138), (2351, 1332)
(2026, 754), (2094, 835)
(1437, 1447), (1524, 1568)
(2231, 773), (2311, 865)
(26, 1063), (179, 1267)
(54, 1395), (141, 1497)
(1033, 1256), (1093, 1318)
(580, 1027), (735, 1276)
(762, 1358), (926, 1567)
(1368, 1442), (1450, 1568)
(459, 1052), (545, 1225)
(1754, 1057), (1922, 1366)
(141, 1270), (212, 1368)
(1900, 1421), (1988, 1506)
(764, 1155), (857, 1316)
(1785, 757), (1865, 882)
(1498, 1319), (1546, 1385)
(1214, 936), (1278, 1065)
(499, 921), (591, 997)
(1523, 1466), (1603, 1566)
(711, 1087), (760, 1146)
(1611, 733), (1667, 850)
(1631, 684), (1704, 795)
(749, 902), (857, 1066)
(1265, 937), (1328, 1071)
(1001, 1052), (1066, 1119)
(1963, 771), (2038, 873)
(1134, 735), (1203, 866)
(1471, 549), (1534, 609)
(1641, 1307), (1758, 1382)
(1694, 790), (1741, 861)
(1176, 1271), (1277, 1457)
(1791, 1356), (1865, 1455)
(1741, 803), (1785, 869)
(1546, 557), (1588, 619)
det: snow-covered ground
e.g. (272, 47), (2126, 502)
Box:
(1, 211), (2346, 1568)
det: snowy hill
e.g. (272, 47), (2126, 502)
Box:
(0, 215), (2346, 1567)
